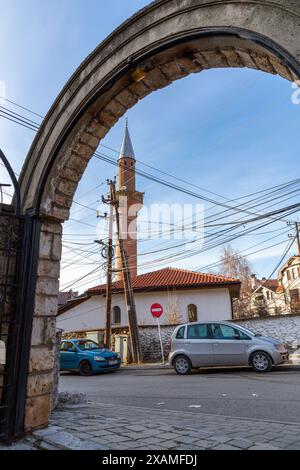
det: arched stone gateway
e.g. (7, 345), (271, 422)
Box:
(11, 0), (300, 432)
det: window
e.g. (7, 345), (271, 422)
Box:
(211, 324), (240, 340)
(187, 304), (198, 322)
(187, 324), (209, 339)
(76, 340), (99, 351)
(176, 326), (185, 339)
(60, 341), (75, 351)
(113, 306), (121, 324)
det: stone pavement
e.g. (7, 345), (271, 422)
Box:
(2, 400), (300, 450)
(47, 401), (300, 450)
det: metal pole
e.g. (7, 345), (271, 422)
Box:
(156, 317), (165, 365)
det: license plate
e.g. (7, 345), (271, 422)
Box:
(109, 360), (118, 365)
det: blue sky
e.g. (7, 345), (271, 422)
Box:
(1, 0), (300, 292)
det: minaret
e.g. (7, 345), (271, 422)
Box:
(115, 120), (143, 281)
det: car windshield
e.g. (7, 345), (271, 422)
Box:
(75, 340), (100, 351)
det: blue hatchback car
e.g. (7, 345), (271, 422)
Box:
(60, 339), (121, 376)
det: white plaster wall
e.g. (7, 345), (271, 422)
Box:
(57, 287), (232, 332)
(57, 296), (105, 332)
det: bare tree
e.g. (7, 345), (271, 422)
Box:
(165, 290), (184, 325)
(219, 245), (253, 318)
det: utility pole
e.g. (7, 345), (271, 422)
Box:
(295, 222), (300, 256)
(110, 180), (142, 364)
(288, 222), (300, 256)
(96, 180), (115, 349)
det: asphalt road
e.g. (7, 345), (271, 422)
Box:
(59, 365), (300, 424)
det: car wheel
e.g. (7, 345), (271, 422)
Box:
(79, 361), (93, 376)
(250, 351), (272, 373)
(174, 355), (192, 375)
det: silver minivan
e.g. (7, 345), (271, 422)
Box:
(169, 321), (289, 374)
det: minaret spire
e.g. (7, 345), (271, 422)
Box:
(115, 120), (143, 280)
(119, 118), (135, 160)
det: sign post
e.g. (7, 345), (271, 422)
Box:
(150, 303), (164, 365)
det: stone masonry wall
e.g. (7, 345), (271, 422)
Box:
(140, 325), (177, 362)
(234, 314), (300, 350)
(24, 220), (62, 431)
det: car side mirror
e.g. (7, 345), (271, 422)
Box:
(233, 334), (240, 340)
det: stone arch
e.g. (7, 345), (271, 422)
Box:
(20, 0), (300, 220)
(16, 0), (300, 431)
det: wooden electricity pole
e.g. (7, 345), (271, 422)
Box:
(110, 180), (142, 364)
(104, 181), (114, 349)
(295, 222), (300, 257)
(96, 180), (115, 349)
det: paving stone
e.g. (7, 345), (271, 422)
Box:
(209, 435), (232, 443)
(227, 438), (253, 449)
(40, 429), (108, 450)
(249, 444), (280, 450)
(213, 444), (241, 450)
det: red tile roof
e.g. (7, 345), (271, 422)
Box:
(259, 279), (280, 292)
(86, 267), (240, 295)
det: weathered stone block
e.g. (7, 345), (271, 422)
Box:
(25, 394), (52, 431)
(60, 167), (79, 183)
(31, 317), (46, 346)
(44, 317), (57, 345)
(36, 278), (59, 297)
(115, 88), (139, 109)
(236, 49), (258, 70)
(176, 56), (203, 73)
(54, 192), (73, 209)
(220, 49), (244, 68)
(201, 50), (228, 68)
(250, 53), (276, 75)
(98, 109), (118, 128)
(128, 80), (152, 99)
(80, 131), (100, 149)
(37, 259), (60, 278)
(86, 118), (109, 139)
(41, 220), (62, 235)
(58, 179), (77, 197)
(39, 232), (53, 259)
(29, 346), (55, 373)
(67, 155), (90, 173)
(104, 99), (127, 118)
(158, 60), (188, 81)
(27, 372), (53, 397)
(35, 294), (58, 317)
(51, 204), (70, 222)
(142, 68), (171, 90)
(268, 57), (294, 81)
(52, 234), (62, 261)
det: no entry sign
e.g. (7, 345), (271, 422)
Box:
(150, 303), (163, 318)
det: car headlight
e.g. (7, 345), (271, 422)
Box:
(116, 353), (121, 360)
(94, 356), (106, 362)
(275, 344), (287, 353)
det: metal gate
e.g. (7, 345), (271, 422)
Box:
(0, 149), (40, 442)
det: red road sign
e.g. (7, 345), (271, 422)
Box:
(150, 303), (163, 318)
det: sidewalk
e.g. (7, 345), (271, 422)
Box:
(2, 400), (300, 450)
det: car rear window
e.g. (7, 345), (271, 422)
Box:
(187, 324), (209, 339)
(176, 326), (185, 339)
